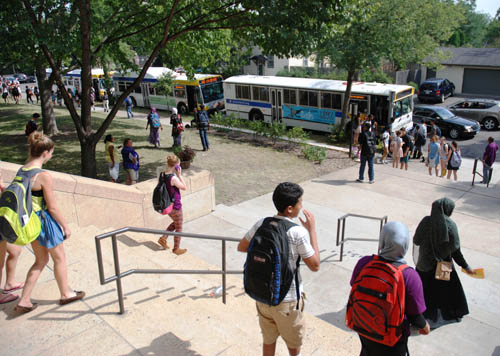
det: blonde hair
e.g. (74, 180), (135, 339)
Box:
(431, 135), (439, 143)
(28, 132), (54, 158)
(167, 154), (179, 167)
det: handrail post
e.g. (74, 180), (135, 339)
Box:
(340, 217), (346, 262)
(95, 237), (105, 285)
(111, 234), (125, 314)
(222, 240), (227, 304)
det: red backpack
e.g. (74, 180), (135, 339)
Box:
(346, 255), (408, 346)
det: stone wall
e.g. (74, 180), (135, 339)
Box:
(0, 161), (215, 231)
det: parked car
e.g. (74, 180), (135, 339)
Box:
(417, 78), (455, 103)
(413, 105), (480, 139)
(13, 73), (28, 83)
(448, 99), (500, 131)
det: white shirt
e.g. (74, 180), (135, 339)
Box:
(382, 131), (390, 147)
(245, 215), (314, 302)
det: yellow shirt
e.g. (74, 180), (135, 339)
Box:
(105, 142), (120, 163)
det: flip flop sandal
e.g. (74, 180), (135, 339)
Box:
(0, 293), (19, 304)
(14, 303), (38, 313)
(59, 291), (85, 305)
(3, 282), (25, 292)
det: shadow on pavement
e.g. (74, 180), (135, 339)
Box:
(120, 332), (202, 356)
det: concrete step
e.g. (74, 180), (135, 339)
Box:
(0, 222), (359, 356)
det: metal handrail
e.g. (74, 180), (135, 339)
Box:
(472, 158), (492, 187)
(336, 213), (388, 261)
(95, 227), (242, 314)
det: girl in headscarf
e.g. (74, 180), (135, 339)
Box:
(146, 107), (162, 148)
(413, 198), (474, 329)
(350, 221), (429, 356)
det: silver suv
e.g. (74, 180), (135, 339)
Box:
(448, 99), (500, 131)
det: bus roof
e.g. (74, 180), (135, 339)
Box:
(224, 75), (412, 96)
(114, 67), (220, 83)
(47, 68), (108, 77)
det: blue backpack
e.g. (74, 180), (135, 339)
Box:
(150, 113), (161, 128)
(244, 217), (301, 308)
(198, 111), (209, 128)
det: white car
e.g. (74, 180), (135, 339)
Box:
(448, 99), (500, 131)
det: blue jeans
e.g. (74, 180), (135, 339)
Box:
(482, 162), (492, 183)
(126, 106), (134, 118)
(173, 134), (181, 147)
(359, 155), (374, 181)
(199, 128), (209, 150)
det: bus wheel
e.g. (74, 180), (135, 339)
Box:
(249, 110), (264, 121)
(178, 103), (188, 115)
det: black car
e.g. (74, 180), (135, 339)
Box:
(13, 73), (28, 83)
(413, 105), (480, 139)
(417, 78), (455, 103)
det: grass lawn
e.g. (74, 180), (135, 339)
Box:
(0, 102), (353, 205)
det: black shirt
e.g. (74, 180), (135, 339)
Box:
(359, 131), (376, 157)
(402, 134), (411, 154)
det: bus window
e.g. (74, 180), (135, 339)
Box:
(299, 90), (308, 106)
(148, 84), (155, 95)
(284, 89), (296, 105)
(252, 86), (269, 102)
(394, 96), (412, 118)
(236, 85), (250, 99)
(308, 91), (318, 107)
(134, 85), (141, 94)
(118, 82), (126, 92)
(201, 81), (224, 103)
(175, 87), (186, 98)
(321, 92), (341, 109)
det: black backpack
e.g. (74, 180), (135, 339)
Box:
(152, 173), (174, 215)
(244, 217), (301, 308)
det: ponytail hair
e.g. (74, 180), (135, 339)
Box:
(28, 132), (54, 158)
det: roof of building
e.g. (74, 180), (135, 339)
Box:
(437, 47), (500, 68)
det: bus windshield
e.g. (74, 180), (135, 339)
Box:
(201, 82), (224, 103)
(393, 96), (412, 118)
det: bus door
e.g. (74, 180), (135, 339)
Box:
(141, 83), (150, 107)
(271, 88), (283, 122)
(92, 78), (101, 100)
(186, 85), (201, 111)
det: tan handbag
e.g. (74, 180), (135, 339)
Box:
(435, 261), (452, 281)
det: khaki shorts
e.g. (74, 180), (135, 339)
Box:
(256, 295), (305, 349)
(126, 169), (139, 182)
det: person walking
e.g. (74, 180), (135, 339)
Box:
(357, 122), (376, 183)
(439, 137), (449, 177)
(15, 132), (85, 313)
(446, 141), (461, 181)
(413, 125), (426, 160)
(124, 96), (134, 118)
(413, 198), (475, 329)
(429, 121), (441, 139)
(0, 173), (25, 305)
(12, 84), (21, 104)
(400, 127), (411, 170)
(197, 105), (210, 151)
(34, 86), (40, 104)
(427, 135), (440, 176)
(352, 113), (361, 159)
(25, 86), (34, 104)
(146, 107), (163, 148)
(2, 82), (9, 103)
(25, 113), (39, 137)
(348, 221), (430, 356)
(481, 137), (498, 184)
(237, 182), (320, 356)
(104, 134), (120, 183)
(121, 138), (139, 185)
(170, 107), (183, 147)
(102, 91), (109, 112)
(391, 131), (403, 169)
(157, 155), (188, 256)
(90, 87), (96, 111)
(380, 127), (390, 164)
(56, 89), (62, 106)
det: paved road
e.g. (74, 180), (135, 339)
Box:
(420, 96), (500, 162)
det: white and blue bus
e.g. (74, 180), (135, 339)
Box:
(223, 75), (414, 133)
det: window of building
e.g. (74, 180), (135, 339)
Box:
(267, 55), (274, 69)
(236, 85), (251, 99)
(284, 89), (296, 105)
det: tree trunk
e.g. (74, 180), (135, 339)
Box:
(80, 139), (98, 178)
(339, 69), (356, 132)
(35, 64), (58, 135)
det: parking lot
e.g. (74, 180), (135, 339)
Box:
(417, 96), (500, 162)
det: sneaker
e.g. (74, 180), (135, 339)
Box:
(369, 180), (375, 184)
(356, 179), (364, 183)
(172, 248), (187, 255)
